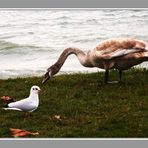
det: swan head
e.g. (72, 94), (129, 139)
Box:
(42, 69), (52, 84)
(42, 64), (61, 84)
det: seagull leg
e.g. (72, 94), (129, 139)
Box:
(23, 112), (28, 118)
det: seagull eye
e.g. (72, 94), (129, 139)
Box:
(32, 87), (39, 91)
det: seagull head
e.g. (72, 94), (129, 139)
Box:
(30, 85), (41, 94)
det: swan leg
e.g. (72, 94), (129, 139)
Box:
(104, 70), (117, 84)
(119, 70), (122, 82)
(104, 70), (109, 84)
(104, 70), (122, 84)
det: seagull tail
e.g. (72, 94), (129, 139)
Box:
(2, 107), (22, 111)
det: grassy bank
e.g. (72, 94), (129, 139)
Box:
(0, 68), (148, 138)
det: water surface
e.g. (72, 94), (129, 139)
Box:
(0, 9), (148, 79)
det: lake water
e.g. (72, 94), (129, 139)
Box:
(0, 9), (148, 79)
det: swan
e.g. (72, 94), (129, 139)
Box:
(42, 38), (148, 84)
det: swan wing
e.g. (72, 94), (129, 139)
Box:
(95, 38), (147, 59)
(102, 48), (146, 60)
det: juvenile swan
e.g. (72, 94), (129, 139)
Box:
(42, 38), (148, 84)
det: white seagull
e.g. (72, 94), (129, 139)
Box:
(3, 85), (41, 116)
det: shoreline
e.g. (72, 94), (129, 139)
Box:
(0, 66), (146, 80)
(0, 66), (147, 80)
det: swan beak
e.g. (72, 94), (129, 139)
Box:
(42, 72), (50, 84)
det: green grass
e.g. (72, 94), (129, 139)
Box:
(0, 68), (148, 138)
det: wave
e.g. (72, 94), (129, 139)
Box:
(0, 40), (56, 55)
(0, 40), (20, 50)
(0, 40), (42, 50)
(0, 69), (44, 79)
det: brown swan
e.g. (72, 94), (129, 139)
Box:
(42, 38), (148, 84)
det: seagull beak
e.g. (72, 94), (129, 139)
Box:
(38, 89), (41, 93)
(42, 72), (50, 84)
(36, 88), (41, 94)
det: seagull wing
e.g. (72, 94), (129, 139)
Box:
(3, 107), (22, 111)
(6, 98), (37, 112)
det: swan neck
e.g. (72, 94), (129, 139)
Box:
(56, 47), (91, 67)
(48, 47), (93, 76)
